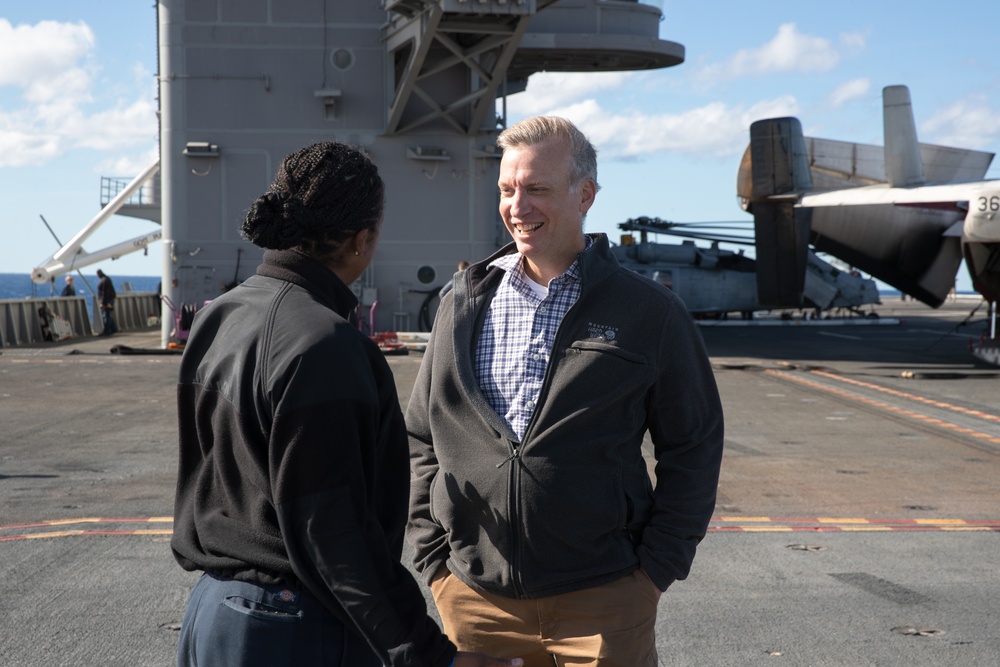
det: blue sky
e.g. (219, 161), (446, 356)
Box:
(3, 2), (999, 292)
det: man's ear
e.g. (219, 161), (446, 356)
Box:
(578, 178), (596, 215)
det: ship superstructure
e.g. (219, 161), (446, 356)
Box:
(153, 0), (683, 343)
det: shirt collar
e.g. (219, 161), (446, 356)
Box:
(489, 235), (593, 288)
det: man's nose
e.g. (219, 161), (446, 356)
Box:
(508, 189), (531, 217)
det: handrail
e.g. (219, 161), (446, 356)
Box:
(0, 292), (161, 347)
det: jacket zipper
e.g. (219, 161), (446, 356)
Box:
(499, 296), (582, 599)
(495, 445), (519, 468)
(500, 439), (526, 598)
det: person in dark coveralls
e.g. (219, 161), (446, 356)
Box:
(406, 117), (724, 667)
(438, 260), (470, 299)
(171, 142), (523, 667)
(96, 269), (118, 335)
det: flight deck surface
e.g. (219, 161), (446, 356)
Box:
(1, 296), (997, 665)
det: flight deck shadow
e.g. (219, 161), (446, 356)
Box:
(0, 474), (59, 480)
(698, 314), (995, 369)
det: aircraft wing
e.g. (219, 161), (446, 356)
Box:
(798, 182), (990, 208)
(746, 86), (1000, 309)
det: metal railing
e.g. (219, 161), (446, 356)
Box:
(0, 292), (161, 347)
(100, 175), (159, 208)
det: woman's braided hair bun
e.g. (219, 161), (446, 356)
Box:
(240, 142), (384, 255)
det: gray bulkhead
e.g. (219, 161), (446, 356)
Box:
(157, 0), (683, 344)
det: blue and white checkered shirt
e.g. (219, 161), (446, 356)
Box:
(475, 238), (591, 440)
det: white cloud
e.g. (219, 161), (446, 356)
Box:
(504, 71), (636, 117)
(697, 23), (854, 82)
(0, 19), (156, 170)
(839, 30), (867, 51)
(0, 19), (95, 97)
(26, 67), (94, 109)
(96, 145), (160, 177)
(502, 65), (801, 160)
(73, 99), (159, 151)
(827, 78), (870, 108)
(523, 96), (800, 160)
(921, 96), (1000, 149)
(0, 124), (62, 168)
(0, 95), (157, 168)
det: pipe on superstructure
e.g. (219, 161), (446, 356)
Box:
(158, 0), (179, 349)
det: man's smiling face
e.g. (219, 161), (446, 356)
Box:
(497, 137), (595, 285)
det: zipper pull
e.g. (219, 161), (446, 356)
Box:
(496, 447), (519, 468)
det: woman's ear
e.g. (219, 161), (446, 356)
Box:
(351, 227), (377, 257)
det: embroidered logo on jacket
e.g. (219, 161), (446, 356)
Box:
(587, 322), (619, 341)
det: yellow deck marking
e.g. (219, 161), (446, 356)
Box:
(811, 370), (1000, 424)
(763, 369), (1000, 447)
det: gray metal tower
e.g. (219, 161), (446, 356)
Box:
(157, 0), (683, 344)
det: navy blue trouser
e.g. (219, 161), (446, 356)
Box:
(177, 572), (382, 667)
(101, 307), (118, 334)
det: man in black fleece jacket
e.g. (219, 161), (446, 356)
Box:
(407, 117), (724, 666)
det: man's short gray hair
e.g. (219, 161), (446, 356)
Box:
(497, 116), (600, 191)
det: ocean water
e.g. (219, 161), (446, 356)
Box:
(2, 271), (979, 303)
(0, 272), (161, 301)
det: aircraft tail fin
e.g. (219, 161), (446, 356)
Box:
(747, 117), (813, 308)
(883, 85), (925, 187)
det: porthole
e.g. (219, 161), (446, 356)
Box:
(331, 48), (354, 71)
(417, 265), (436, 285)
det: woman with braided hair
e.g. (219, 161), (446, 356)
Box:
(172, 142), (522, 667)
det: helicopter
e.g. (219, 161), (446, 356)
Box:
(609, 216), (880, 320)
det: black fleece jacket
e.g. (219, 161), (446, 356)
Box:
(407, 235), (724, 599)
(171, 249), (455, 667)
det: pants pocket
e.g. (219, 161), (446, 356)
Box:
(223, 595), (303, 622)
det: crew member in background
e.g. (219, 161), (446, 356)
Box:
(439, 260), (470, 299)
(96, 269), (118, 335)
(61, 275), (76, 297)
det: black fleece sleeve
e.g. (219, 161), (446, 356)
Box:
(638, 304), (725, 590)
(270, 339), (455, 667)
(404, 326), (454, 584)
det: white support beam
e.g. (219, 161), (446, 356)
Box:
(31, 160), (162, 284)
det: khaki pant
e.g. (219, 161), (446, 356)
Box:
(430, 569), (660, 667)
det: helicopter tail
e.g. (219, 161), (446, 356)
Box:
(745, 117), (813, 308)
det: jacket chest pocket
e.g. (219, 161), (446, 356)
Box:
(563, 340), (652, 388)
(569, 339), (647, 363)
(543, 340), (654, 434)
